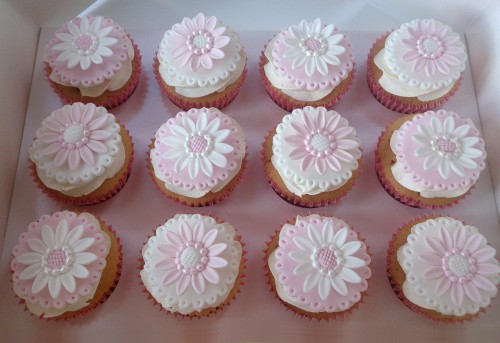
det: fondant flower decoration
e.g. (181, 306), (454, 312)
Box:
(420, 226), (500, 306)
(52, 16), (118, 70)
(169, 13), (230, 71)
(283, 18), (346, 77)
(38, 103), (112, 170)
(401, 19), (464, 77)
(154, 220), (228, 295)
(289, 221), (365, 299)
(161, 111), (234, 179)
(412, 115), (483, 179)
(15, 219), (98, 299)
(284, 108), (358, 175)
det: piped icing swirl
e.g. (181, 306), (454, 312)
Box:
(29, 103), (126, 197)
(269, 214), (371, 313)
(150, 108), (246, 198)
(11, 211), (111, 318)
(390, 110), (486, 198)
(397, 217), (500, 316)
(157, 13), (246, 98)
(140, 214), (242, 315)
(44, 15), (135, 97)
(272, 106), (361, 196)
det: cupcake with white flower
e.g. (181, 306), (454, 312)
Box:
(149, 107), (246, 206)
(44, 15), (142, 109)
(259, 19), (355, 111)
(29, 102), (134, 205)
(375, 110), (486, 208)
(265, 214), (371, 319)
(11, 211), (122, 319)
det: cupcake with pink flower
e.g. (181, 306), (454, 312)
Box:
(154, 13), (247, 110)
(387, 215), (500, 322)
(29, 102), (134, 205)
(140, 213), (245, 318)
(367, 19), (467, 113)
(44, 15), (142, 109)
(262, 106), (362, 207)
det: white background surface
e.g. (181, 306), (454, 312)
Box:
(1, 1), (500, 342)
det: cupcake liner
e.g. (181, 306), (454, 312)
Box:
(45, 37), (142, 110)
(138, 215), (246, 319)
(147, 140), (247, 207)
(366, 33), (463, 114)
(261, 130), (360, 208)
(258, 49), (355, 112)
(153, 55), (247, 110)
(30, 124), (134, 206)
(386, 215), (483, 323)
(264, 215), (371, 321)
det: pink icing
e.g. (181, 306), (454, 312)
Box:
(270, 20), (354, 91)
(11, 211), (109, 310)
(395, 110), (486, 191)
(45, 15), (132, 87)
(152, 108), (243, 191)
(274, 216), (371, 312)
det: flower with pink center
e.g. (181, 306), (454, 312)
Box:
(168, 13), (230, 71)
(153, 220), (228, 295)
(284, 107), (359, 175)
(36, 103), (114, 170)
(401, 19), (465, 78)
(420, 226), (500, 306)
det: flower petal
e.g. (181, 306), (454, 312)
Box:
(200, 157), (214, 177)
(60, 272), (76, 293)
(202, 228), (218, 246)
(325, 155), (341, 171)
(72, 237), (96, 253)
(74, 252), (98, 265)
(335, 139), (358, 150)
(17, 252), (43, 266)
(55, 219), (69, 247)
(96, 46), (113, 57)
(472, 247), (496, 263)
(318, 275), (331, 300)
(70, 264), (90, 278)
(332, 227), (348, 247)
(213, 129), (230, 143)
(322, 221), (335, 243)
(300, 154), (315, 172)
(340, 241), (361, 256)
(154, 257), (176, 270)
(68, 149), (80, 170)
(463, 234), (484, 253)
(86, 139), (107, 153)
(425, 236), (446, 254)
(31, 272), (49, 294)
(79, 145), (95, 166)
(284, 135), (306, 147)
(423, 266), (444, 280)
(463, 282), (482, 303)
(176, 274), (191, 295)
(419, 251), (441, 265)
(332, 148), (355, 163)
(88, 115), (108, 130)
(208, 151), (227, 168)
(205, 116), (220, 134)
(288, 250), (310, 263)
(315, 157), (327, 175)
(179, 221), (192, 244)
(65, 225), (84, 245)
(477, 263), (500, 276)
(202, 266), (220, 284)
(344, 256), (366, 268)
(472, 274), (497, 292)
(303, 271), (321, 292)
(48, 276), (62, 298)
(165, 230), (183, 247)
(331, 276), (348, 296)
(26, 239), (47, 254)
(161, 269), (181, 285)
(293, 237), (314, 251)
(41, 224), (56, 248)
(293, 262), (314, 276)
(437, 158), (450, 179)
(200, 54), (213, 69)
(191, 272), (206, 294)
(289, 147), (308, 160)
(208, 243), (227, 256)
(307, 224), (322, 247)
(40, 142), (62, 156)
(339, 267), (362, 283)
(207, 256), (228, 268)
(290, 121), (309, 137)
(435, 276), (452, 296)
(18, 263), (42, 280)
(450, 284), (464, 306)
(438, 227), (454, 251)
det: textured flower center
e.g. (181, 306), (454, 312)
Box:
(188, 30), (214, 55)
(63, 124), (85, 144)
(417, 35), (444, 59)
(189, 134), (208, 153)
(180, 247), (201, 268)
(304, 38), (322, 52)
(176, 242), (209, 275)
(75, 34), (93, 51)
(310, 133), (330, 152)
(441, 249), (477, 284)
(299, 35), (326, 56)
(447, 254), (470, 277)
(317, 248), (337, 270)
(47, 249), (67, 269)
(41, 245), (73, 276)
(306, 132), (335, 158)
(312, 245), (344, 277)
(431, 135), (462, 159)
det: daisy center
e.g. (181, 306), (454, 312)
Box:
(180, 247), (201, 268)
(63, 124), (85, 144)
(447, 254), (470, 277)
(188, 30), (214, 55)
(307, 132), (335, 157)
(417, 35), (444, 59)
(299, 35), (326, 56)
(317, 248), (337, 270)
(441, 249), (477, 284)
(75, 34), (94, 51)
(47, 249), (67, 269)
(188, 134), (209, 154)
(431, 135), (462, 159)
(305, 38), (322, 52)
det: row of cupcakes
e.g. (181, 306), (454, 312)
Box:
(44, 14), (467, 113)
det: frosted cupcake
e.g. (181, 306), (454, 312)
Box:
(375, 110), (486, 208)
(154, 13), (247, 110)
(266, 214), (371, 319)
(387, 216), (500, 322)
(262, 106), (361, 207)
(29, 103), (134, 205)
(259, 19), (355, 111)
(367, 19), (467, 113)
(149, 107), (246, 206)
(140, 214), (244, 318)
(44, 15), (142, 109)
(11, 211), (122, 319)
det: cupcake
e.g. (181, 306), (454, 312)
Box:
(375, 110), (486, 208)
(149, 107), (246, 207)
(140, 213), (244, 318)
(265, 214), (371, 319)
(367, 18), (467, 113)
(44, 15), (142, 109)
(154, 13), (247, 110)
(387, 216), (500, 322)
(262, 106), (361, 207)
(29, 102), (134, 205)
(11, 211), (122, 319)
(259, 19), (355, 111)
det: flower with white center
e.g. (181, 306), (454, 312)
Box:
(401, 19), (464, 78)
(411, 115), (483, 179)
(161, 111), (234, 179)
(284, 108), (358, 175)
(15, 219), (98, 299)
(52, 16), (118, 70)
(169, 13), (230, 71)
(153, 220), (228, 295)
(37, 103), (113, 170)
(289, 221), (365, 300)
(283, 18), (346, 77)
(420, 226), (500, 306)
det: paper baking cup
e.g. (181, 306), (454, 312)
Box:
(45, 37), (142, 110)
(366, 33), (463, 114)
(258, 50), (355, 112)
(153, 55), (247, 111)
